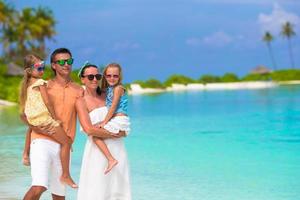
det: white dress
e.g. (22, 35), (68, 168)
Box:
(77, 107), (131, 200)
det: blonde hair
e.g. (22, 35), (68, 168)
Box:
(101, 63), (123, 89)
(19, 54), (42, 113)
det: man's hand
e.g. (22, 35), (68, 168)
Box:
(20, 113), (55, 135)
(20, 113), (29, 124)
(32, 123), (56, 135)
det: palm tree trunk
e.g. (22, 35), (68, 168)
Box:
(267, 43), (277, 70)
(287, 38), (295, 69)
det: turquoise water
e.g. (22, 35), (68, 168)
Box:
(0, 85), (300, 200)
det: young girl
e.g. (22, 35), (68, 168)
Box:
(20, 54), (78, 188)
(92, 63), (130, 174)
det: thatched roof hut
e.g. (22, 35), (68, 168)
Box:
(6, 62), (23, 76)
(250, 65), (272, 75)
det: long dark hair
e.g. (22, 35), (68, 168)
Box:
(79, 64), (102, 95)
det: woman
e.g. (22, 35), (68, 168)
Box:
(76, 63), (131, 200)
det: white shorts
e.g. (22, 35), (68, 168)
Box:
(104, 116), (130, 135)
(30, 139), (66, 196)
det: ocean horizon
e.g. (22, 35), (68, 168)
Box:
(0, 85), (300, 200)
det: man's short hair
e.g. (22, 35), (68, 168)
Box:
(50, 48), (72, 63)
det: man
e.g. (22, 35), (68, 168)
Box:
(23, 48), (120, 200)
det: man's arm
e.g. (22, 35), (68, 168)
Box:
(20, 113), (55, 135)
(75, 97), (120, 139)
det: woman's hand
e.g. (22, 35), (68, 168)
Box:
(99, 121), (106, 128)
(113, 131), (126, 138)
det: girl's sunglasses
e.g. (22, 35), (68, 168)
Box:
(54, 58), (74, 66)
(31, 61), (45, 72)
(82, 74), (102, 81)
(105, 74), (119, 79)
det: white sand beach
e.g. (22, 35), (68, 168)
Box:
(0, 99), (16, 107)
(128, 81), (281, 95)
(128, 84), (165, 95)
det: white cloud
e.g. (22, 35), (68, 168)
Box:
(186, 31), (233, 47)
(258, 3), (300, 34)
(202, 31), (233, 47)
(112, 41), (140, 51)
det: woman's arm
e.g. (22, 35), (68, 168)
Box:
(39, 85), (57, 119)
(75, 97), (121, 139)
(102, 85), (124, 125)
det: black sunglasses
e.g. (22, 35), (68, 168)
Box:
(82, 74), (102, 81)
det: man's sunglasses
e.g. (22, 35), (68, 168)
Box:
(105, 74), (119, 79)
(82, 74), (102, 81)
(31, 61), (45, 72)
(54, 58), (74, 66)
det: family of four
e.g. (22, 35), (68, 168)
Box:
(20, 48), (131, 200)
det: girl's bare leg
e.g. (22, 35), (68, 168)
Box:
(22, 128), (31, 166)
(52, 126), (78, 188)
(93, 137), (118, 174)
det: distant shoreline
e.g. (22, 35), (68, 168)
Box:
(0, 99), (16, 107)
(1, 81), (300, 106)
(128, 80), (300, 95)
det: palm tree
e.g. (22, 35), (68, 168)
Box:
(32, 7), (56, 58)
(263, 31), (277, 70)
(281, 22), (296, 69)
(0, 1), (16, 59)
(16, 8), (37, 56)
(0, 0), (11, 24)
(1, 2), (57, 63)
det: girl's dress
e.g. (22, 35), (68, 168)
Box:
(24, 79), (59, 129)
(103, 86), (130, 135)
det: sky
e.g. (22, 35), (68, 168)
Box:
(9, 0), (300, 83)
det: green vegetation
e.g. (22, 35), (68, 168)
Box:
(221, 73), (240, 82)
(271, 69), (300, 81)
(263, 31), (277, 70)
(281, 22), (296, 69)
(0, 0), (56, 65)
(1, 66), (300, 103)
(242, 73), (271, 81)
(198, 74), (220, 83)
(0, 65), (81, 103)
(164, 74), (195, 86)
(134, 78), (165, 89)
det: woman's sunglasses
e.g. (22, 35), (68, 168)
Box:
(82, 74), (102, 81)
(54, 58), (74, 66)
(31, 61), (45, 72)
